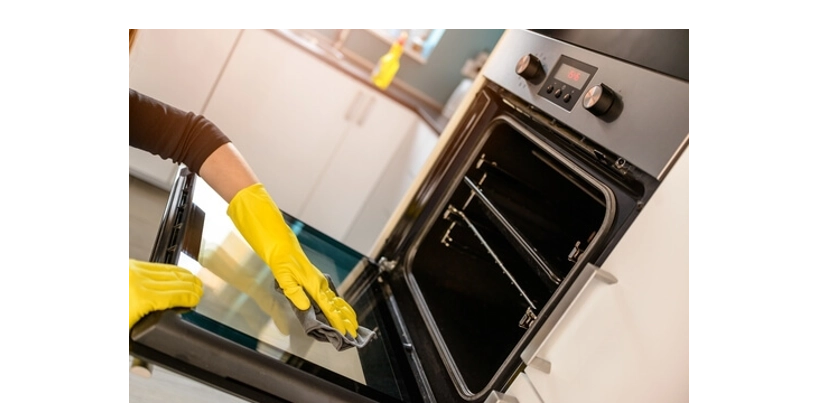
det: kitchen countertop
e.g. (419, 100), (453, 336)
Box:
(270, 30), (450, 135)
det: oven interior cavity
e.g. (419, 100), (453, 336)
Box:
(409, 120), (608, 393)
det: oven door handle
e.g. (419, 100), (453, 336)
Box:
(519, 263), (617, 372)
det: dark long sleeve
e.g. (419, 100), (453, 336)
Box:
(129, 88), (230, 174)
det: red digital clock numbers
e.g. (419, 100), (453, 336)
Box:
(541, 58), (598, 108)
(554, 63), (590, 89)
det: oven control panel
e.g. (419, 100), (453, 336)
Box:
(480, 29), (689, 180)
(537, 55), (597, 112)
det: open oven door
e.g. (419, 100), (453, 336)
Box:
(129, 167), (433, 403)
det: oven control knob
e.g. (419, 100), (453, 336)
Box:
(583, 84), (616, 116)
(516, 54), (545, 83)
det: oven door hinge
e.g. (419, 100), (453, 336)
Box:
(367, 257), (397, 273)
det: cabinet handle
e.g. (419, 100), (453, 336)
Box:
(356, 96), (376, 126)
(344, 91), (364, 122)
(520, 263), (618, 372)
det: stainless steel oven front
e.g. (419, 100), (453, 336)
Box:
(129, 29), (688, 403)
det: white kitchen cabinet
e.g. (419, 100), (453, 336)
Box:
(504, 147), (689, 403)
(297, 83), (417, 244)
(129, 29), (241, 191)
(203, 29), (417, 242)
(343, 118), (438, 255)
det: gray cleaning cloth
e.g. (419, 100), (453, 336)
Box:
(274, 274), (374, 351)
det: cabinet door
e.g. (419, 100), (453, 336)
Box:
(129, 29), (240, 191)
(298, 83), (417, 244)
(342, 119), (438, 255)
(203, 29), (362, 217)
(129, 29), (240, 112)
(515, 147), (689, 403)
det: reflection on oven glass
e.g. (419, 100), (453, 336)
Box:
(175, 181), (368, 384)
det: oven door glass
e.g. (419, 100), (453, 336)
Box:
(129, 170), (424, 402)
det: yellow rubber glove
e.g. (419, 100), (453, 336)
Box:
(129, 259), (204, 329)
(227, 183), (359, 338)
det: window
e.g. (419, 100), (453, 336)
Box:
(294, 29), (447, 65)
(368, 29), (446, 63)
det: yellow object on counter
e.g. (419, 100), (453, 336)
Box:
(129, 259), (203, 329)
(226, 183), (359, 338)
(371, 32), (407, 90)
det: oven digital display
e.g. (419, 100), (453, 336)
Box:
(538, 56), (598, 111)
(554, 63), (591, 89)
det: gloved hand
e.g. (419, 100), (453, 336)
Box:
(227, 183), (359, 338)
(129, 259), (204, 329)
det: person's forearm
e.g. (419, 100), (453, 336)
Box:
(130, 89), (230, 174)
(199, 143), (260, 203)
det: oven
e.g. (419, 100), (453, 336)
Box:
(129, 29), (689, 402)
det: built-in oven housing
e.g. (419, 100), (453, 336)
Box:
(371, 79), (662, 401)
(129, 29), (688, 403)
